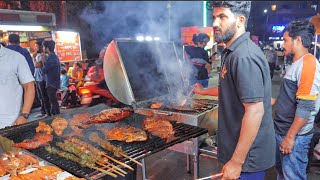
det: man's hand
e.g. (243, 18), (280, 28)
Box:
(271, 98), (276, 106)
(280, 136), (294, 154)
(221, 159), (242, 180)
(15, 116), (27, 125)
(192, 83), (204, 94)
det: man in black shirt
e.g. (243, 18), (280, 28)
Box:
(193, 1), (275, 179)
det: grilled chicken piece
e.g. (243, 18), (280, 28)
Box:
(150, 102), (163, 109)
(16, 154), (39, 166)
(143, 118), (176, 142)
(0, 164), (7, 176)
(12, 133), (53, 149)
(51, 117), (68, 136)
(104, 126), (147, 142)
(84, 107), (133, 125)
(35, 122), (53, 135)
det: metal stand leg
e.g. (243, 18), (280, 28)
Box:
(193, 154), (199, 179)
(186, 154), (191, 173)
(142, 158), (147, 180)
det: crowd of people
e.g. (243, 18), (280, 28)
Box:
(0, 34), (119, 127)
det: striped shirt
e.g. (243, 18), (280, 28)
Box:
(274, 54), (320, 135)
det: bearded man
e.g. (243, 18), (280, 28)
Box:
(193, 1), (275, 179)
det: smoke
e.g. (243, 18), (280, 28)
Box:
(80, 1), (203, 51)
(80, 1), (204, 104)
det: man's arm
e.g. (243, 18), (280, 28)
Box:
(15, 81), (35, 125)
(280, 117), (307, 154)
(193, 83), (218, 96)
(222, 101), (264, 179)
(280, 98), (314, 154)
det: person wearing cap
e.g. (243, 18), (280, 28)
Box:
(6, 34), (35, 75)
(0, 42), (35, 128)
(193, 1), (275, 179)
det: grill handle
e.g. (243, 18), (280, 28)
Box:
(154, 111), (173, 116)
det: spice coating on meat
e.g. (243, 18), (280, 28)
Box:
(84, 107), (133, 125)
(12, 133), (53, 149)
(142, 118), (176, 142)
(51, 117), (68, 136)
(105, 126), (148, 142)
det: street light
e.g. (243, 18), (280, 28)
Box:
(264, 9), (268, 13)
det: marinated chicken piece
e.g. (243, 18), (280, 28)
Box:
(37, 165), (62, 176)
(17, 171), (45, 180)
(16, 154), (39, 166)
(143, 118), (176, 142)
(150, 102), (163, 109)
(104, 126), (147, 142)
(0, 164), (7, 176)
(7, 156), (28, 173)
(12, 133), (53, 149)
(9, 175), (22, 180)
(35, 122), (53, 135)
(51, 117), (68, 136)
(84, 107), (133, 125)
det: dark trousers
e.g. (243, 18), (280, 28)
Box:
(268, 62), (276, 79)
(61, 89), (77, 106)
(46, 86), (60, 115)
(36, 81), (51, 115)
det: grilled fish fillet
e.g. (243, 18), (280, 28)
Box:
(105, 126), (147, 142)
(12, 133), (53, 149)
(143, 118), (176, 142)
(84, 107), (133, 125)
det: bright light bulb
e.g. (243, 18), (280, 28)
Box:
(145, 36), (153, 41)
(136, 36), (144, 41)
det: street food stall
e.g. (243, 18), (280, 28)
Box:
(0, 38), (211, 179)
(0, 9), (82, 62)
(103, 39), (219, 179)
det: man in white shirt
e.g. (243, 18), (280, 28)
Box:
(0, 44), (35, 129)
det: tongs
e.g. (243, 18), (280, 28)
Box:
(180, 89), (194, 106)
(196, 173), (224, 180)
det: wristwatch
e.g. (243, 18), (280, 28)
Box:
(19, 113), (29, 119)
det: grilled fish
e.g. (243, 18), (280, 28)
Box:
(83, 107), (133, 125)
(104, 126), (148, 142)
(143, 118), (176, 142)
(12, 133), (53, 149)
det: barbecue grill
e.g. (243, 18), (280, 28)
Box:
(0, 104), (208, 179)
(103, 40), (218, 179)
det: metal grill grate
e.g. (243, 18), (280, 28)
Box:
(0, 105), (207, 179)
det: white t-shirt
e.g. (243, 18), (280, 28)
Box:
(0, 45), (35, 129)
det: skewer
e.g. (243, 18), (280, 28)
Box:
(101, 153), (134, 171)
(91, 166), (118, 178)
(119, 152), (142, 166)
(89, 133), (142, 167)
(96, 162), (126, 177)
(96, 161), (127, 175)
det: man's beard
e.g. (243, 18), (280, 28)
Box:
(214, 21), (237, 43)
